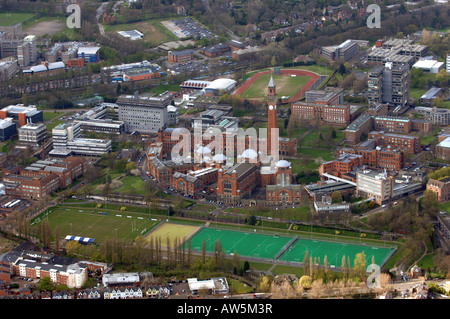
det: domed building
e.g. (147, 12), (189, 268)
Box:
(237, 148), (259, 163)
(212, 153), (227, 163)
(263, 159), (302, 206)
(194, 145), (212, 164)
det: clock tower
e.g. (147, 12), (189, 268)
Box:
(267, 75), (278, 154)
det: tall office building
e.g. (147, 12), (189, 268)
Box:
(23, 35), (37, 65)
(117, 92), (171, 133)
(18, 123), (47, 146)
(367, 65), (383, 105)
(367, 62), (410, 106)
(356, 169), (393, 205)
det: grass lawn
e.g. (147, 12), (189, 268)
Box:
(145, 84), (181, 95)
(228, 278), (255, 294)
(270, 265), (305, 277)
(104, 18), (178, 46)
(240, 73), (310, 100)
(420, 134), (438, 146)
(280, 126), (309, 138)
(113, 175), (146, 195)
(297, 147), (334, 161)
(224, 205), (312, 222)
(0, 12), (35, 26)
(410, 88), (427, 101)
(297, 127), (342, 149)
(290, 147), (334, 183)
(46, 120), (64, 132)
(290, 158), (320, 172)
(193, 204), (216, 212)
(413, 127), (441, 146)
(440, 202), (450, 213)
(43, 111), (64, 122)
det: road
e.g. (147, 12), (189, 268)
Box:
(96, 2), (109, 38)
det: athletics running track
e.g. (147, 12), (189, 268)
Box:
(233, 69), (322, 103)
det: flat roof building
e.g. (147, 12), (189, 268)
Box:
(74, 119), (125, 135)
(77, 46), (100, 63)
(0, 117), (17, 142)
(187, 277), (229, 295)
(356, 169), (393, 205)
(117, 30), (144, 40)
(52, 122), (111, 156)
(18, 123), (47, 146)
(321, 39), (360, 61)
(117, 92), (171, 133)
(0, 104), (43, 127)
(413, 59), (445, 74)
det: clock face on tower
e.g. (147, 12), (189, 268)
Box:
(269, 105), (273, 110)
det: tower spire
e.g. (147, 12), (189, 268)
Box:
(267, 75), (277, 102)
(268, 75), (276, 88)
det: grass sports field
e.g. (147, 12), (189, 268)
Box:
(187, 228), (395, 267)
(0, 12), (35, 26)
(187, 228), (294, 260)
(144, 223), (200, 247)
(277, 238), (395, 268)
(32, 206), (159, 242)
(240, 73), (310, 100)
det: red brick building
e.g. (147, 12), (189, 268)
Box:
(374, 116), (431, 134)
(21, 157), (86, 188)
(319, 153), (362, 179)
(374, 116), (411, 133)
(67, 58), (85, 68)
(147, 156), (195, 187)
(291, 102), (350, 127)
(344, 113), (374, 145)
(368, 131), (421, 154)
(266, 184), (302, 205)
(216, 162), (259, 204)
(168, 49), (193, 63)
(337, 146), (405, 171)
(170, 167), (218, 195)
(200, 44), (230, 58)
(3, 173), (60, 199)
(2, 157), (86, 199)
(264, 160), (302, 205)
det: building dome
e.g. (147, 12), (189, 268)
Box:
(195, 145), (211, 154)
(276, 159), (291, 168)
(213, 153), (227, 162)
(240, 148), (258, 160)
(202, 156), (212, 163)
